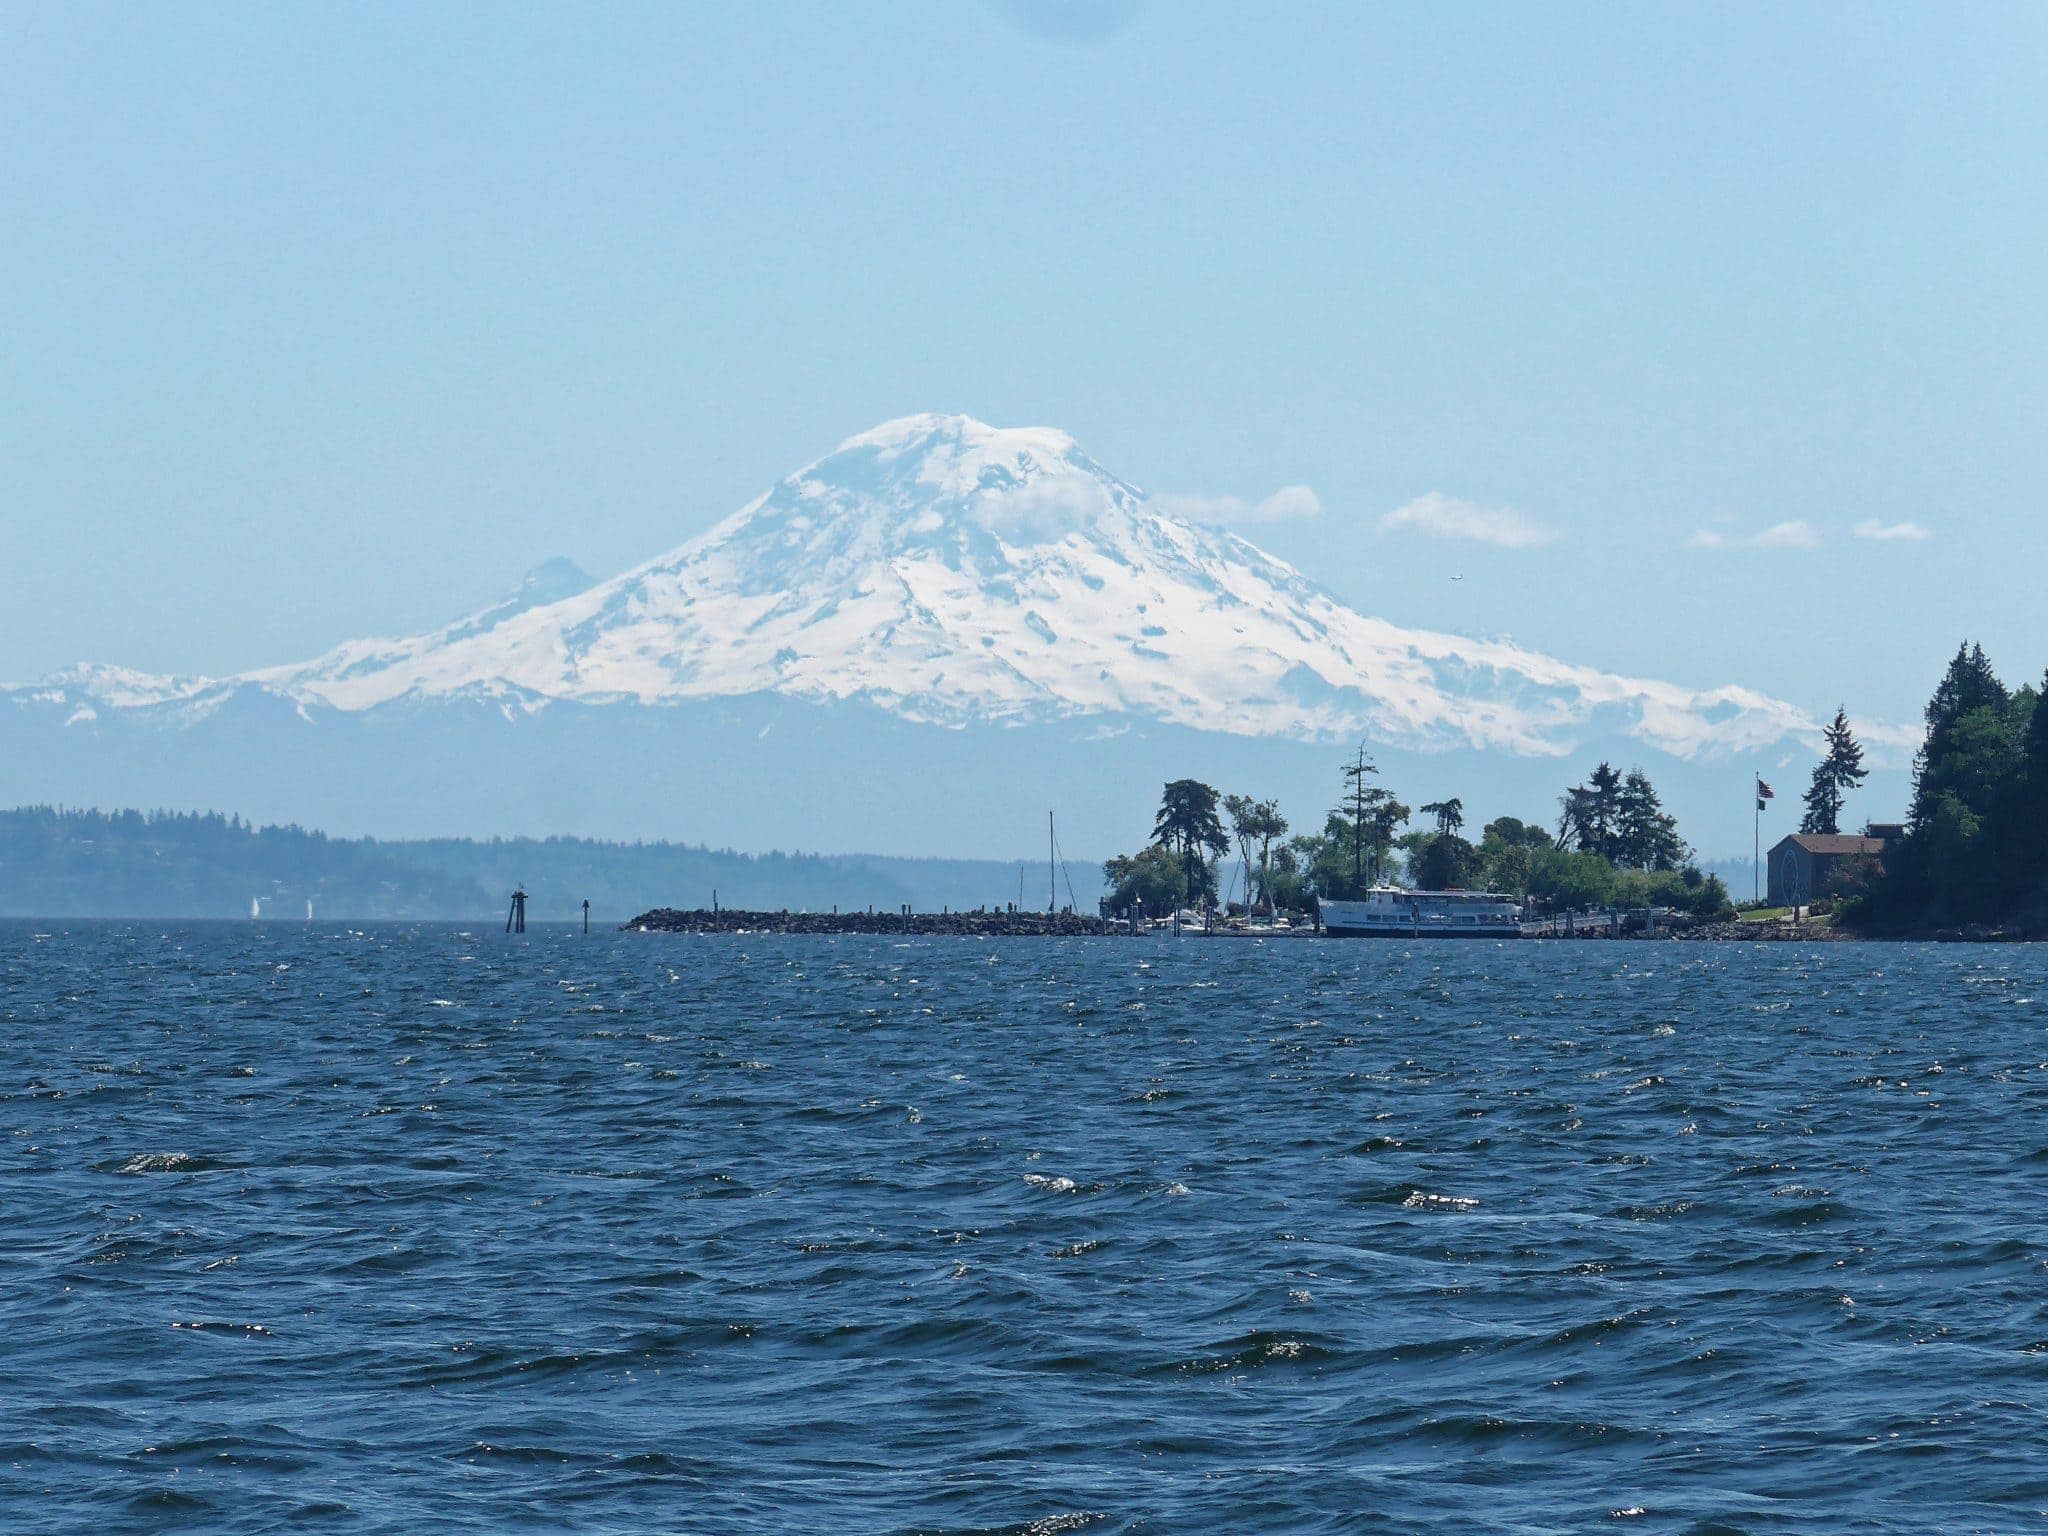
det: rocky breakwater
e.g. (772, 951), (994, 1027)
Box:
(624, 907), (1120, 937)
(1675, 919), (1852, 942)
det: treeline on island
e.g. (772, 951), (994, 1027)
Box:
(1103, 754), (1735, 921)
(0, 807), (486, 918)
(0, 807), (1066, 920)
(1834, 643), (2048, 936)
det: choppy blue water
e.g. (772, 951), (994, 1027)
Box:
(4, 922), (2047, 1533)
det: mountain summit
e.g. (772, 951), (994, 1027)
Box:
(70, 412), (1805, 759)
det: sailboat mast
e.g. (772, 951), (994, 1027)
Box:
(1049, 811), (1056, 914)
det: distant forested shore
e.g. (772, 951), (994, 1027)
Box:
(0, 807), (1079, 920)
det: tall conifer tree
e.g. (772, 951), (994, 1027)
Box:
(1800, 707), (1869, 835)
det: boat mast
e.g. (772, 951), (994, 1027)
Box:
(1048, 810), (1056, 914)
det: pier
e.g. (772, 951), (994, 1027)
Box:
(624, 906), (1118, 937)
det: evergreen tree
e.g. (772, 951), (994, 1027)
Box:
(1152, 779), (1229, 907)
(1799, 707), (1869, 835)
(1419, 798), (1465, 837)
(1588, 763), (1624, 859)
(1615, 769), (1686, 870)
(1911, 642), (2010, 830)
(1338, 746), (1378, 889)
(1826, 707), (1869, 799)
(1324, 746), (1409, 893)
(1311, 795), (1411, 901)
(1558, 763), (1624, 859)
(1872, 644), (2028, 924)
(2015, 671), (2048, 890)
(1800, 772), (1842, 838)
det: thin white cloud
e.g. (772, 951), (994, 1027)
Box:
(1854, 519), (1933, 543)
(1377, 492), (1558, 549)
(1154, 484), (1323, 527)
(1688, 520), (1820, 550)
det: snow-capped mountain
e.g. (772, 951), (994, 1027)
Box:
(37, 413), (1811, 759)
(3, 413), (1854, 861)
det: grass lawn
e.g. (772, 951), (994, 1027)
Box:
(1737, 905), (1834, 927)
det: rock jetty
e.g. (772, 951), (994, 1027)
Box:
(623, 907), (1121, 937)
(1674, 920), (1852, 942)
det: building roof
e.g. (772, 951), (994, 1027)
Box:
(1773, 833), (1886, 857)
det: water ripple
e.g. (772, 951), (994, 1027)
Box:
(2, 921), (2044, 1532)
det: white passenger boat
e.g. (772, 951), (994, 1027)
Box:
(1318, 885), (1523, 938)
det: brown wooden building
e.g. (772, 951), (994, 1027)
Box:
(1766, 832), (1887, 905)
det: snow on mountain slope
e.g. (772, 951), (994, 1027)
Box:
(28, 414), (1814, 758)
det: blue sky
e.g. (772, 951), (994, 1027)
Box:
(4, 1), (2045, 743)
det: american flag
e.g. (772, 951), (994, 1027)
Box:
(1756, 777), (1775, 812)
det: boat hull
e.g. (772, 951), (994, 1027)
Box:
(1322, 923), (1522, 939)
(1319, 890), (1524, 939)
